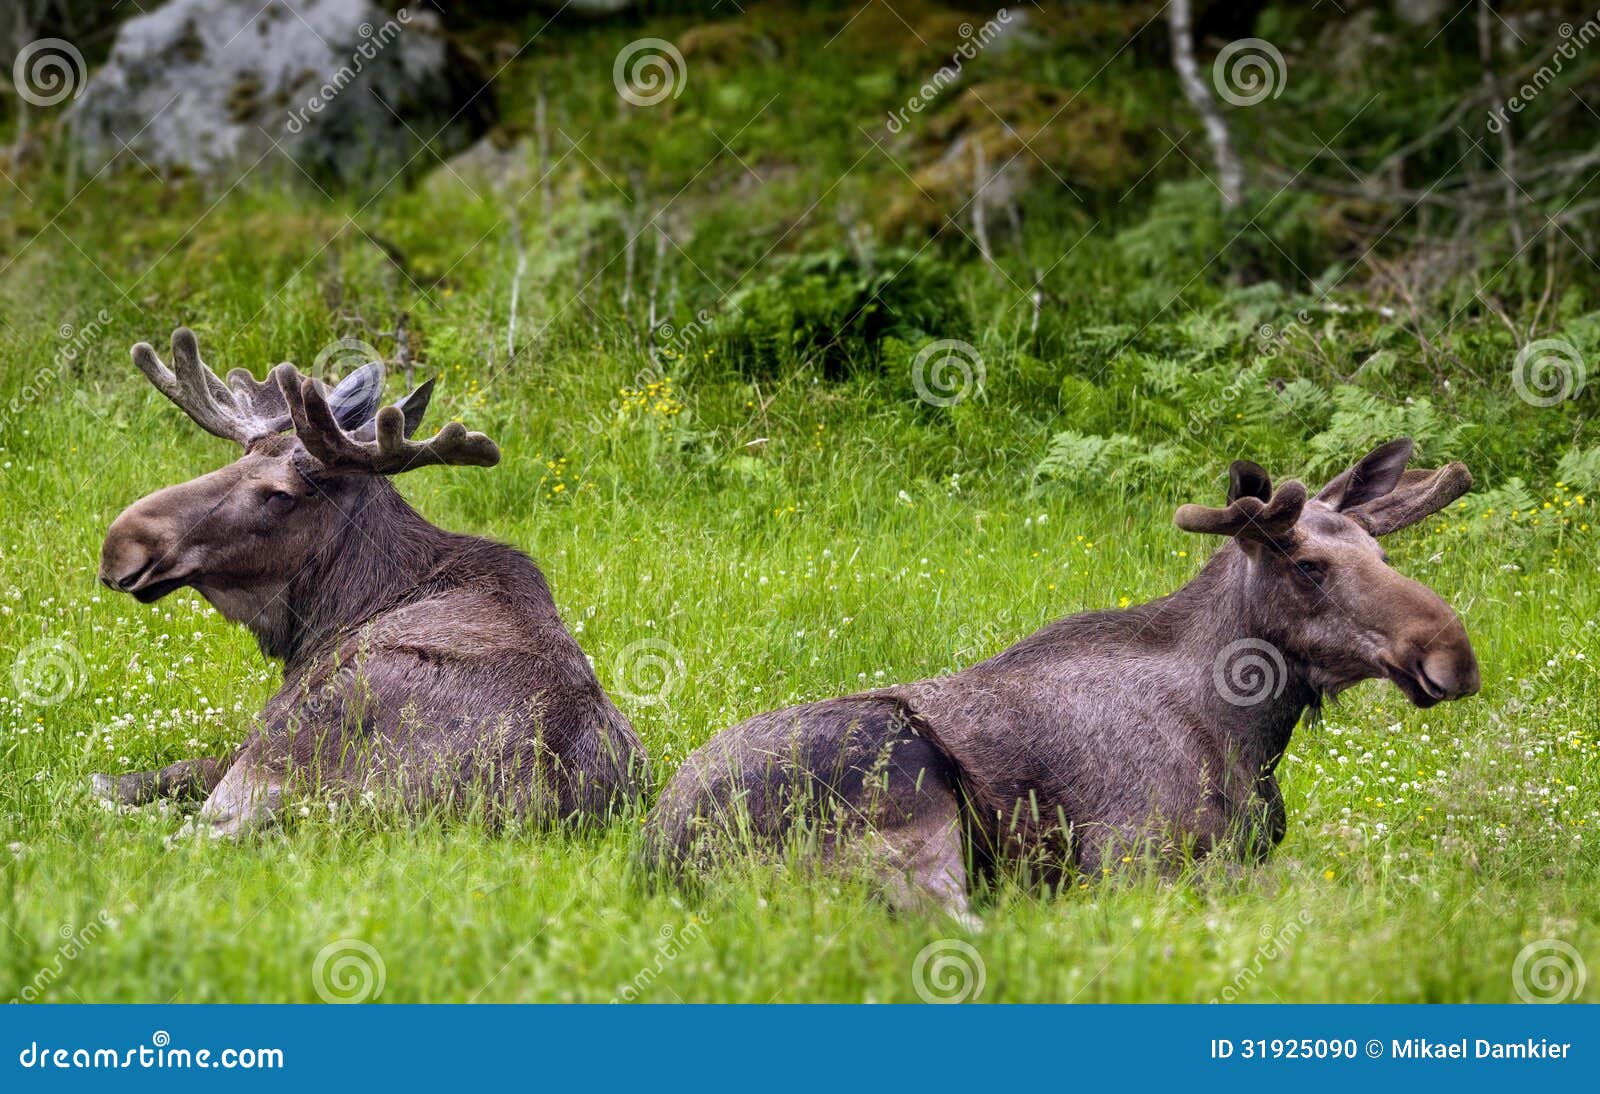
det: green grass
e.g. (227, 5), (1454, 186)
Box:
(1, 359), (1595, 1002)
(2, 1), (1598, 1004)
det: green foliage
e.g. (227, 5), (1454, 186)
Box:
(0, 0), (1597, 1006)
(714, 247), (966, 380)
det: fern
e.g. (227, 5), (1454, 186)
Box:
(1556, 446), (1600, 493)
(1031, 430), (1140, 491)
(1307, 388), (1462, 474)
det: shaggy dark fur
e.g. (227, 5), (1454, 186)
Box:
(96, 331), (645, 834)
(647, 441), (1479, 916)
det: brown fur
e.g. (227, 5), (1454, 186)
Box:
(647, 440), (1479, 916)
(96, 333), (646, 834)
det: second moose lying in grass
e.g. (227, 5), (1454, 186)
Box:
(648, 440), (1480, 919)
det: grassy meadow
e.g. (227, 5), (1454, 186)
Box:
(1, 2), (1597, 1003)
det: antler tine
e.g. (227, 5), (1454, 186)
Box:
(130, 328), (251, 444)
(278, 364), (499, 475)
(370, 405), (501, 473)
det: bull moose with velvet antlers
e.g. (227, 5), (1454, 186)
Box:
(94, 328), (647, 834)
(647, 440), (1480, 919)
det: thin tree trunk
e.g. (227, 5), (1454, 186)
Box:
(1167, 0), (1244, 210)
(1477, 0), (1525, 252)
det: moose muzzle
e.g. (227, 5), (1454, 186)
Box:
(1381, 598), (1480, 708)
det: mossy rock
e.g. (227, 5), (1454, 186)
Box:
(878, 82), (1137, 237)
(678, 21), (780, 66)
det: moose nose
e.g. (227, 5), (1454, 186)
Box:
(104, 560), (153, 591)
(1417, 645), (1479, 701)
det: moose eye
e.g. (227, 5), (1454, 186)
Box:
(264, 490), (298, 515)
(1293, 560), (1326, 587)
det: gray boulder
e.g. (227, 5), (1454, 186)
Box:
(67, 0), (493, 184)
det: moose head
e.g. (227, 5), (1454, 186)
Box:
(100, 328), (499, 632)
(1174, 438), (1479, 708)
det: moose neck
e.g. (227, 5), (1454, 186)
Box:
(1156, 545), (1318, 777)
(228, 478), (454, 667)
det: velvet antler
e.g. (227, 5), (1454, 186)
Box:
(276, 367), (499, 475)
(131, 328), (289, 445)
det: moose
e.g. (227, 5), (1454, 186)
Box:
(93, 328), (647, 835)
(647, 440), (1480, 919)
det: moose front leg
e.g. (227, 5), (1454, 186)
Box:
(91, 755), (235, 807)
(195, 749), (285, 838)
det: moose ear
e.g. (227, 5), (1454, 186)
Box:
(1315, 438), (1413, 511)
(1228, 460), (1273, 504)
(325, 361), (385, 431)
(350, 378), (434, 442)
(394, 378), (434, 437)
